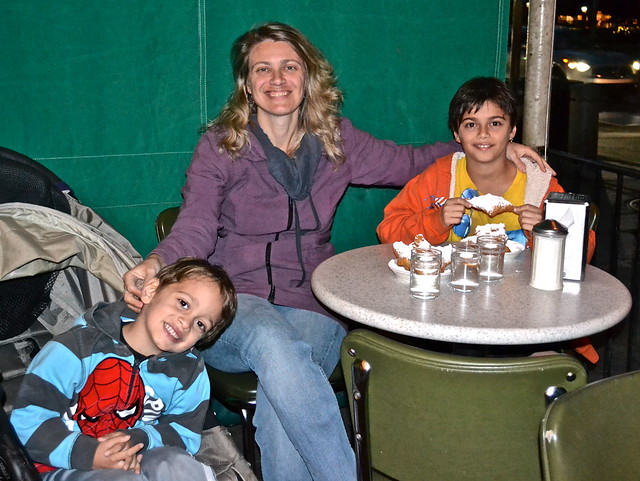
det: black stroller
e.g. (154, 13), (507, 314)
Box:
(0, 147), (142, 480)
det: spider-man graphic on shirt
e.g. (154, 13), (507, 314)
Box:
(34, 357), (146, 473)
(72, 357), (145, 438)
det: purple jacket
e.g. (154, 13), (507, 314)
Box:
(153, 117), (455, 315)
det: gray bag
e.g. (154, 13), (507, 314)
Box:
(0, 198), (142, 411)
(196, 426), (259, 481)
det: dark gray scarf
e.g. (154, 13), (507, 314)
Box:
(249, 117), (322, 201)
(249, 117), (322, 288)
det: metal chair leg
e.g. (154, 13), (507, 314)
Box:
(351, 359), (372, 481)
(239, 407), (258, 471)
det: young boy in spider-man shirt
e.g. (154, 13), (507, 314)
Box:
(11, 258), (236, 481)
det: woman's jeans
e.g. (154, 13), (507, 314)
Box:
(201, 294), (356, 481)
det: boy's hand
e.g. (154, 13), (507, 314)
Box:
(513, 204), (543, 232)
(93, 432), (144, 471)
(127, 454), (143, 474)
(100, 431), (144, 472)
(440, 198), (472, 228)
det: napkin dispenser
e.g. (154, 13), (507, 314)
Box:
(544, 192), (590, 281)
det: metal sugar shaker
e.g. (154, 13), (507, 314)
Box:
(529, 219), (568, 291)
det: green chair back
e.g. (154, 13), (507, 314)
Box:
(155, 206), (179, 244)
(540, 370), (640, 481)
(341, 329), (588, 481)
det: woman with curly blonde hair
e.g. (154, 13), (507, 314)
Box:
(211, 22), (345, 165)
(124, 22), (548, 481)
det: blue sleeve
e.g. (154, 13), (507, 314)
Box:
(10, 336), (99, 470)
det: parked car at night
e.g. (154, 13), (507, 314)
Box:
(551, 26), (640, 85)
(514, 26), (640, 88)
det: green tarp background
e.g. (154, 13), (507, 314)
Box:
(0, 1), (511, 256)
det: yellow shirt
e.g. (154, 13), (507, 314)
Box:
(447, 156), (526, 243)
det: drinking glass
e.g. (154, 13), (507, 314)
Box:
(449, 245), (481, 292)
(477, 235), (506, 282)
(410, 248), (442, 300)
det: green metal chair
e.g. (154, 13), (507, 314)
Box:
(341, 329), (588, 481)
(156, 206), (346, 467)
(540, 370), (640, 481)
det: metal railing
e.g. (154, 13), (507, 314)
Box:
(548, 149), (640, 376)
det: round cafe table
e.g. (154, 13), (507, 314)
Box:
(311, 244), (632, 345)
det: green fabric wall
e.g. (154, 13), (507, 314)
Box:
(0, 1), (511, 256)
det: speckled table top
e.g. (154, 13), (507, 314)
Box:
(311, 244), (632, 345)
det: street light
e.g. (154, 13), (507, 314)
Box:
(580, 5), (588, 27)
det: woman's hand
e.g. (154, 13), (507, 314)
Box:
(506, 142), (556, 175)
(123, 255), (164, 313)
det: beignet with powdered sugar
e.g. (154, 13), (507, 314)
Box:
(467, 194), (514, 217)
(392, 234), (452, 272)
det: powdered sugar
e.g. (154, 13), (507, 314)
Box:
(392, 241), (413, 261)
(392, 235), (452, 271)
(467, 194), (513, 216)
(475, 223), (507, 238)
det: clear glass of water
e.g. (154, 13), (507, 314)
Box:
(449, 245), (481, 292)
(477, 235), (506, 282)
(410, 248), (442, 299)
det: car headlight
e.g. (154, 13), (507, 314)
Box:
(632, 60), (640, 74)
(563, 58), (591, 73)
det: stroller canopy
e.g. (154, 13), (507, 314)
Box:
(0, 197), (142, 412)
